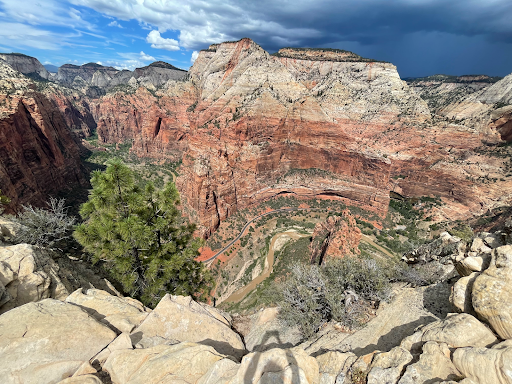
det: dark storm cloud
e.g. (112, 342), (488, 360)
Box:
(70, 0), (512, 76)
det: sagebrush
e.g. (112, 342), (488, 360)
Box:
(278, 257), (392, 338)
(12, 198), (76, 249)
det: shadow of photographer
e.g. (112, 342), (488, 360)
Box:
(244, 330), (301, 384)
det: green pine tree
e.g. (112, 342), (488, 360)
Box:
(74, 159), (214, 307)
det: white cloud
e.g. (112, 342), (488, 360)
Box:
(0, 0), (95, 29)
(190, 51), (199, 63)
(139, 51), (155, 61)
(108, 20), (123, 28)
(0, 22), (65, 50)
(146, 30), (180, 51)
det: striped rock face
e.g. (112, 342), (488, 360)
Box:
(472, 245), (512, 339)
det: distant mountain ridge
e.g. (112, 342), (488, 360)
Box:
(0, 52), (187, 92)
(405, 74), (503, 83)
(43, 64), (58, 73)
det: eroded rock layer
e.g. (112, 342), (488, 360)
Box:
(0, 62), (87, 210)
(93, 38), (509, 235)
(2, 39), (512, 235)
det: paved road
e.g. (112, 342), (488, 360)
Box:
(202, 207), (304, 263)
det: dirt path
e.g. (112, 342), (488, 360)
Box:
(203, 207), (311, 263)
(223, 230), (310, 304)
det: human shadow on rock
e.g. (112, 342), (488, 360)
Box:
(245, 330), (299, 384)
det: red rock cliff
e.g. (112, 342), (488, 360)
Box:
(0, 63), (87, 210)
(78, 39), (512, 236)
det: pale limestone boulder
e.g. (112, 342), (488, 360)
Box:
(91, 332), (133, 366)
(398, 342), (462, 384)
(131, 294), (245, 359)
(0, 299), (116, 384)
(0, 244), (68, 313)
(66, 288), (149, 333)
(470, 238), (492, 254)
(450, 273), (479, 314)
(197, 358), (239, 384)
(316, 351), (357, 384)
(420, 313), (497, 348)
(367, 347), (413, 384)
(472, 245), (512, 339)
(228, 347), (319, 384)
(452, 340), (512, 384)
(57, 376), (102, 384)
(104, 342), (225, 384)
(460, 256), (484, 272)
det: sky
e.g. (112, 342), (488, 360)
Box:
(0, 0), (511, 77)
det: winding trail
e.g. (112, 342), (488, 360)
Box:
(223, 230), (311, 304)
(203, 207), (305, 263)
(204, 207), (396, 264)
(210, 208), (397, 304)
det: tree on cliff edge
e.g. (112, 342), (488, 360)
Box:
(74, 159), (213, 307)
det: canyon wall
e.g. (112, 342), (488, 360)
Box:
(81, 39), (512, 236)
(0, 61), (87, 210)
(2, 41), (512, 235)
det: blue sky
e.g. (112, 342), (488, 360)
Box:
(0, 0), (511, 77)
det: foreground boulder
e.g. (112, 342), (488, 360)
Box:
(229, 347), (319, 384)
(316, 351), (357, 384)
(66, 288), (150, 333)
(419, 313), (497, 348)
(104, 342), (227, 384)
(450, 272), (479, 314)
(453, 340), (512, 384)
(0, 243), (68, 313)
(0, 299), (116, 384)
(472, 245), (512, 339)
(367, 347), (413, 384)
(398, 342), (462, 384)
(131, 294), (246, 359)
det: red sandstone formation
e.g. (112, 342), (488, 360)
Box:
(2, 39), (512, 237)
(85, 38), (512, 236)
(309, 210), (362, 264)
(0, 63), (87, 211)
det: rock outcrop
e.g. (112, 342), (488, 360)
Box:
(131, 294), (246, 359)
(0, 299), (116, 384)
(56, 61), (187, 91)
(472, 245), (512, 339)
(0, 231), (511, 384)
(65, 288), (150, 333)
(89, 38), (512, 236)
(3, 40), (512, 235)
(0, 53), (50, 79)
(0, 243), (68, 313)
(309, 210), (361, 264)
